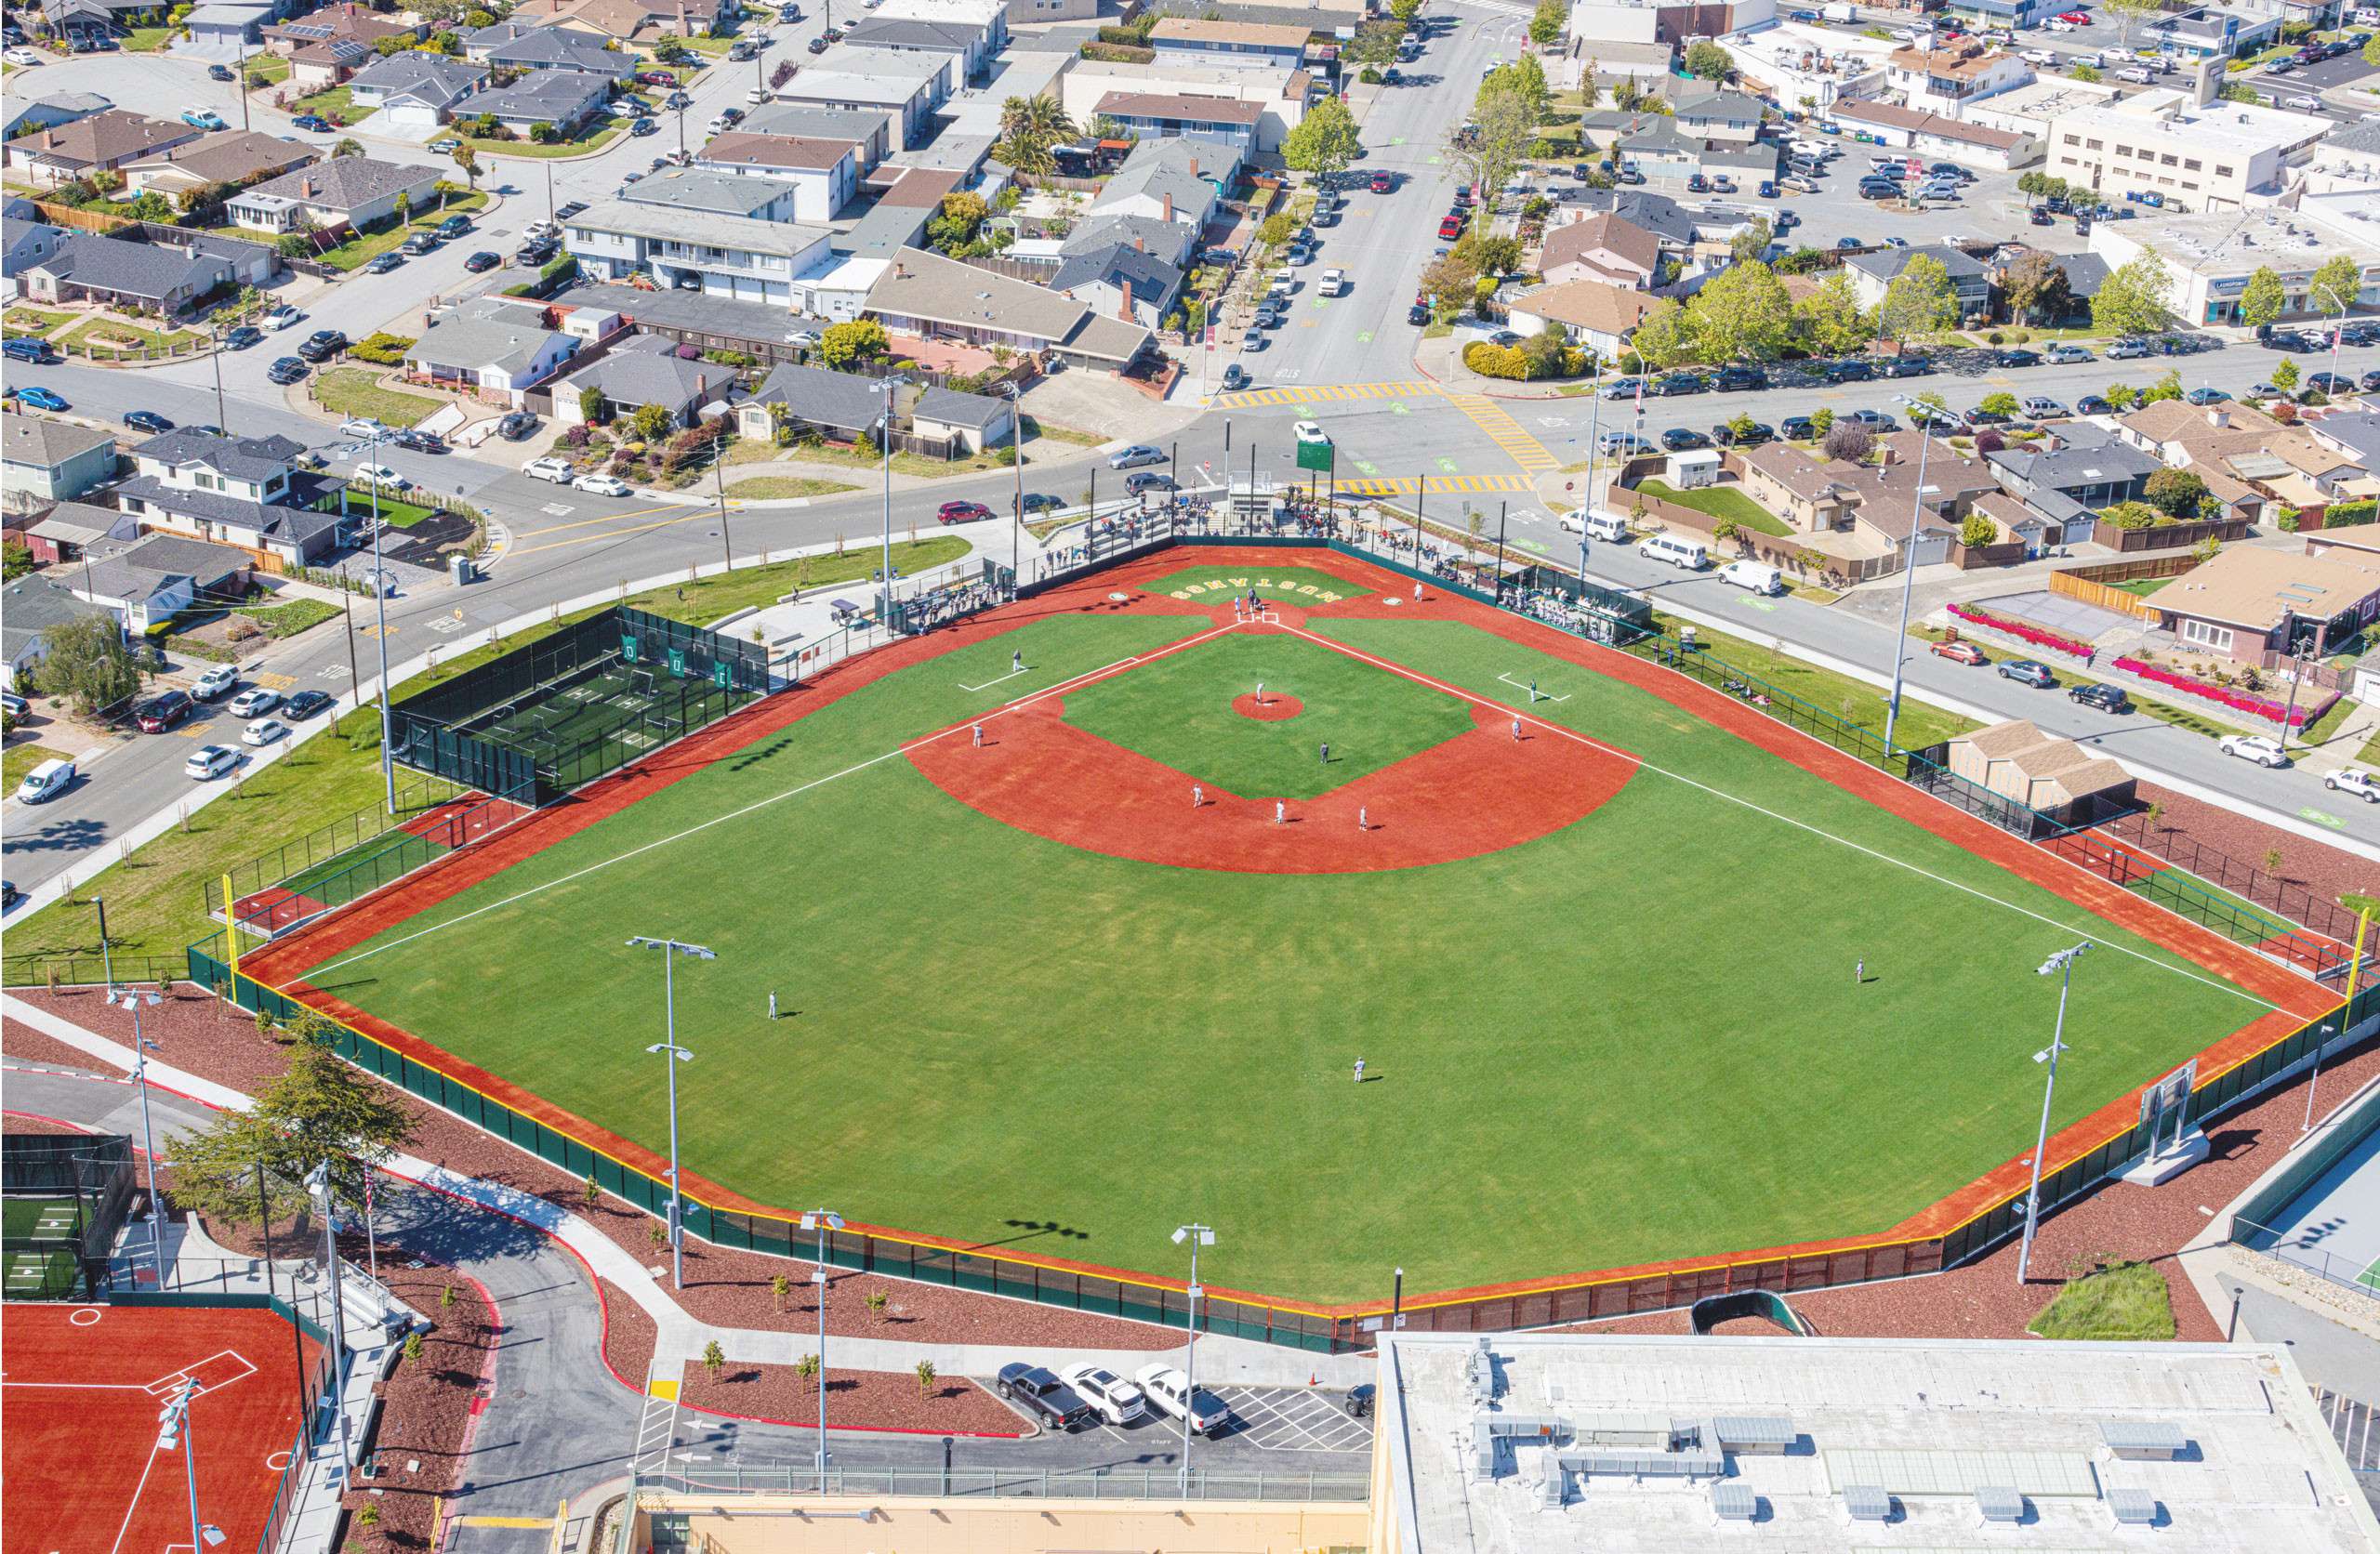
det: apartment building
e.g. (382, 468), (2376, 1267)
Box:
(1883, 41), (2032, 116)
(562, 198), (833, 305)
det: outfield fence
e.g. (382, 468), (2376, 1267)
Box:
(2, 952), (188, 989)
(168, 527), (2380, 1351)
(207, 771), (472, 928)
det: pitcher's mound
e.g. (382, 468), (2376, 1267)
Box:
(1234, 693), (1303, 721)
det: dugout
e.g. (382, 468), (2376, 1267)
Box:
(2, 1132), (135, 1300)
(390, 605), (773, 805)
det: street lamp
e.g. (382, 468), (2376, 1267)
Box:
(2278, 626), (2318, 757)
(1884, 415), (1939, 752)
(157, 1379), (225, 1554)
(2017, 941), (2089, 1284)
(364, 426), (394, 816)
(94, 896), (168, 1286)
(2314, 272), (2357, 403)
(627, 935), (712, 1289)
(874, 376), (906, 626)
(1170, 1223), (1214, 1494)
(800, 1207), (843, 1479)
(303, 1162), (354, 1478)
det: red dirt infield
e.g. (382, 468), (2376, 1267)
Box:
(909, 680), (1638, 875)
(1232, 691), (1302, 721)
(238, 543), (2343, 1327)
(1, 1303), (319, 1554)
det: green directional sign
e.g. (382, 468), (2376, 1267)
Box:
(1514, 537), (1549, 555)
(2299, 807), (2347, 830)
(1435, 456), (1460, 473)
(1391, 136), (1407, 145)
(1297, 440), (1334, 473)
(1355, 330), (1374, 342)
(1739, 598), (1778, 612)
(1388, 401), (1408, 415)
(1355, 458), (1381, 475)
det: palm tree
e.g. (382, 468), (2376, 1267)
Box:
(994, 131), (1053, 177)
(1018, 93), (1074, 145)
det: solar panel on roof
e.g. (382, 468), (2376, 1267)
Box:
(1975, 1485), (2026, 1523)
(1711, 1482), (1758, 1522)
(2107, 1487), (2161, 1527)
(1844, 1484), (1893, 1522)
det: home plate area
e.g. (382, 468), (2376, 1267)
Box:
(1219, 1386), (1374, 1454)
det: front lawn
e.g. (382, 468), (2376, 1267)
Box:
(291, 84), (359, 123)
(1020, 415), (1102, 447)
(460, 123), (623, 160)
(242, 55), (291, 86)
(1632, 477), (1792, 537)
(724, 475), (861, 500)
(308, 190), (487, 271)
(2108, 576), (2174, 598)
(2, 743), (70, 789)
(324, 488), (441, 528)
(236, 599), (341, 638)
(309, 368), (444, 428)
(3, 306), (76, 335)
(122, 25), (173, 49)
(2029, 1260), (2176, 1341)
(56, 316), (205, 359)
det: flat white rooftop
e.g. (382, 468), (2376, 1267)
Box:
(1378, 1332), (2380, 1552)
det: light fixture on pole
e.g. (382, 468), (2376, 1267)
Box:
(1002, 379), (1024, 589)
(2018, 941), (2089, 1284)
(1170, 1223), (1215, 1494)
(1884, 416), (1937, 752)
(2314, 897), (2376, 1129)
(157, 1379), (225, 1554)
(113, 981), (167, 1284)
(628, 935), (711, 1290)
(367, 426), (394, 816)
(303, 1162), (354, 1477)
(800, 1208), (844, 1479)
(875, 376), (906, 626)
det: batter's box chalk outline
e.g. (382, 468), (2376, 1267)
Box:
(1498, 673), (1571, 704)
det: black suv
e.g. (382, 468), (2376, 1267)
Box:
(295, 329), (348, 362)
(996, 1363), (1092, 1430)
(1821, 359), (1873, 383)
(1652, 373), (1705, 396)
(1712, 420), (1772, 448)
(267, 356), (310, 384)
(1712, 365), (1766, 392)
(497, 411), (539, 441)
(2069, 682), (2129, 714)
(1779, 415), (1817, 441)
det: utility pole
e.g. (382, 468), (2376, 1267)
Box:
(712, 441), (733, 572)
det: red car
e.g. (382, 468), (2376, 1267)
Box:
(1436, 214), (1463, 239)
(1931, 639), (1988, 665)
(637, 69), (677, 86)
(1369, 171), (1393, 193)
(2056, 9), (2089, 20)
(135, 690), (193, 731)
(936, 500), (994, 525)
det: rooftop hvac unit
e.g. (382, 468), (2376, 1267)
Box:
(1976, 1485), (2028, 1525)
(1843, 1484), (1895, 1523)
(1711, 1482), (1760, 1523)
(2098, 1420), (2189, 1460)
(1711, 1416), (1796, 1455)
(2107, 1488), (2162, 1528)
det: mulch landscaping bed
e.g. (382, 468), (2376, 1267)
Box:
(2130, 780), (2375, 907)
(337, 1253), (496, 1554)
(1, 988), (1180, 1352)
(1551, 1035), (2380, 1345)
(2, 1020), (123, 1073)
(677, 1359), (1025, 1436)
(0, 1113), (86, 1135)
(602, 1277), (656, 1387)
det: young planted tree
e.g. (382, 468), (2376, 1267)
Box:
(916, 1359), (938, 1397)
(865, 1290), (889, 1322)
(771, 1274), (791, 1310)
(703, 1339), (726, 1378)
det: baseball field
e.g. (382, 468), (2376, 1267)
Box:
(257, 547), (2309, 1306)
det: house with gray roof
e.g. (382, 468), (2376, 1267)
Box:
(1059, 212), (1197, 268)
(562, 199), (834, 308)
(406, 298), (581, 405)
(735, 361), (891, 443)
(348, 51), (491, 126)
(865, 245), (1152, 372)
(226, 156), (443, 234)
(1986, 426), (2160, 545)
(478, 26), (637, 80)
(2, 216), (71, 283)
(2, 575), (121, 691)
(65, 531), (255, 633)
(736, 102), (892, 171)
(1, 415), (117, 506)
(911, 384), (1013, 453)
(767, 47), (949, 151)
(469, 69), (611, 135)
(1051, 242), (1182, 330)
(1843, 243), (1991, 322)
(16, 230), (242, 316)
(558, 336), (737, 428)
(620, 166), (804, 223)
(840, 14), (994, 78)
(457, 17), (546, 57)
(22, 500), (138, 567)
(3, 92), (114, 144)
(1089, 136), (1237, 228)
(116, 429), (349, 566)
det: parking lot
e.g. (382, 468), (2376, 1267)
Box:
(1218, 1386), (1374, 1455)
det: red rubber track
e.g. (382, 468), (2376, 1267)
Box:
(241, 546), (2339, 1320)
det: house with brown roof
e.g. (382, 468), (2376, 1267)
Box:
(1092, 91), (1264, 152)
(261, 3), (417, 55)
(1736, 429), (1997, 570)
(1827, 99), (2040, 172)
(1536, 211), (1662, 289)
(121, 130), (319, 202)
(694, 132), (861, 221)
(2114, 400), (2367, 526)
(2142, 542), (2380, 664)
(4, 111), (203, 189)
(1501, 278), (1658, 361)
(1946, 720), (2133, 814)
(1148, 17), (1311, 72)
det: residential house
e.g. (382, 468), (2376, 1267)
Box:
(1088, 136), (1236, 229)
(1147, 17), (1310, 72)
(1842, 243), (1991, 322)
(734, 361), (890, 443)
(1060, 60), (1305, 154)
(120, 130), (318, 203)
(2, 92), (113, 144)
(768, 47), (949, 151)
(261, 4), (418, 57)
(1, 416), (117, 507)
(476, 26), (637, 81)
(469, 68), (612, 135)
(1537, 212), (1663, 289)
(1984, 426), (2162, 547)
(1091, 92), (1263, 152)
(840, 14), (996, 81)
(864, 245), (1152, 371)
(692, 134), (860, 222)
(226, 156), (443, 234)
(1610, 114), (1778, 189)
(1050, 240), (1183, 330)
(1668, 86), (1767, 143)
(2305, 409), (2380, 475)
(2145, 542), (2380, 663)
(866, 164), (968, 216)
(2113, 399), (2357, 524)
(556, 336), (734, 428)
(1, 575), (121, 692)
(405, 297), (581, 405)
(738, 104), (892, 173)
(184, 0), (277, 49)
(4, 111), (202, 189)
(1883, 41), (2032, 116)
(457, 17), (546, 57)
(911, 385), (1013, 454)
(1501, 278), (1659, 362)
(114, 429), (348, 568)
(20, 500), (137, 565)
(1831, 99), (2039, 171)
(562, 198), (833, 305)
(868, 0), (1010, 51)
(16, 230), (245, 316)
(2, 217), (73, 290)
(1946, 721), (2132, 812)
(65, 532), (257, 634)
(621, 166), (804, 223)
(1060, 213), (1197, 270)
(1736, 430), (1997, 570)
(347, 52), (491, 132)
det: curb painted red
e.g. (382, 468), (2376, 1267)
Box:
(2, 1108), (95, 1132)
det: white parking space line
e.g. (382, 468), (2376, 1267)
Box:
(1221, 1387), (1374, 1454)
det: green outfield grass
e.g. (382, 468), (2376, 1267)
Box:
(295, 603), (2277, 1302)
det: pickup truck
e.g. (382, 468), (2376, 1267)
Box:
(995, 1363), (1093, 1430)
(523, 456), (575, 483)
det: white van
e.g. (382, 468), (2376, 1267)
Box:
(16, 757), (74, 803)
(1639, 533), (1710, 571)
(1720, 559), (1784, 595)
(2115, 66), (2153, 84)
(1559, 508), (1632, 542)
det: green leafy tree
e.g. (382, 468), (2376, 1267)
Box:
(1390, 0), (1421, 20)
(1978, 390), (2020, 417)
(2142, 367), (2184, 404)
(630, 402), (673, 442)
(2001, 249), (2071, 323)
(2366, 31), (2380, 65)
(819, 318), (888, 368)
(374, 32), (409, 53)
(925, 190), (987, 254)
(1346, 20), (1403, 69)
(32, 615), (141, 716)
(2220, 81), (2261, 103)
(1792, 270), (1871, 356)
(1807, 407), (1835, 438)
(168, 1023), (415, 1227)
(393, 190), (412, 226)
(451, 141), (480, 190)
(1689, 259), (1792, 362)
(916, 1359), (938, 1397)
(1282, 94), (1362, 186)
(2090, 248), (2175, 336)
(2311, 252), (2363, 317)
(1529, 0), (1565, 45)
(1683, 39), (1732, 79)
(703, 1340), (725, 1378)
(1959, 512), (2000, 549)
(1628, 298), (1699, 370)
(1728, 215), (1773, 268)
(1446, 81), (1532, 225)
(2238, 266), (2286, 331)
(1488, 53), (1552, 123)
(2272, 357), (2302, 391)
(1876, 253), (1959, 344)
(3, 537), (34, 582)
(1470, 232), (1522, 276)
(1257, 211), (1298, 248)
(578, 384), (608, 425)
(2069, 62), (2101, 83)
(123, 191), (172, 221)
(2143, 467), (2207, 518)
(331, 138), (365, 158)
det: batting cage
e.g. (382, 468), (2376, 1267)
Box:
(390, 605), (774, 805)
(2, 1133), (135, 1300)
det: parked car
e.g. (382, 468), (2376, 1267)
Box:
(364, 253), (403, 274)
(1879, 355), (1933, 378)
(184, 744), (240, 781)
(1060, 1364), (1148, 1426)
(1844, 408), (1897, 429)
(2324, 768), (2380, 803)
(282, 690), (334, 720)
(1995, 349), (2042, 368)
(339, 417), (385, 439)
(1712, 420), (1772, 447)
(1107, 443), (1165, 469)
(462, 249), (501, 272)
(1124, 471), (1177, 495)
(2068, 681), (2129, 713)
(1597, 430), (1654, 456)
(1653, 373), (1706, 396)
(936, 500), (994, 524)
(124, 410), (174, 433)
(1779, 415), (1817, 441)
(192, 665), (240, 701)
(296, 329), (348, 362)
(496, 411), (538, 441)
(524, 456), (575, 482)
(2019, 396), (2068, 419)
(2043, 343), (2094, 364)
(292, 113), (334, 132)
(267, 357), (310, 384)
(242, 716), (289, 747)
(427, 136), (460, 152)
(2219, 733), (2288, 767)
(2182, 386), (2230, 406)
(1599, 376), (1644, 401)
(352, 464), (407, 490)
(400, 231), (441, 256)
(2104, 337), (2149, 360)
(138, 691), (195, 732)
(1659, 427), (1710, 451)
(1134, 1364), (1230, 1437)
(1821, 359), (1874, 383)
(179, 107), (227, 129)
(2, 338), (58, 365)
(1712, 365), (1767, 391)
(575, 473), (633, 497)
(1221, 362), (1250, 390)
(1996, 659), (2056, 689)
(228, 687), (281, 718)
(1932, 639), (1988, 665)
(2075, 394), (2112, 415)
(17, 387), (68, 411)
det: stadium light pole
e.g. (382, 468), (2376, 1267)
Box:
(628, 936), (711, 1290)
(305, 1162), (354, 1478)
(94, 897), (170, 1287)
(875, 375), (905, 627)
(1883, 416), (1937, 754)
(800, 1207), (843, 1480)
(1170, 1223), (1214, 1494)
(2018, 941), (2090, 1284)
(157, 1379), (224, 1554)
(1002, 380), (1024, 589)
(368, 426), (394, 816)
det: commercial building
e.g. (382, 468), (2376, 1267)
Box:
(1567, 0), (1777, 50)
(2044, 86), (2331, 213)
(2089, 205), (2380, 327)
(1961, 75), (2119, 146)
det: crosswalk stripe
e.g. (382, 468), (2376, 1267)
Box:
(1213, 381), (1444, 410)
(1338, 474), (1532, 495)
(1443, 392), (1561, 473)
